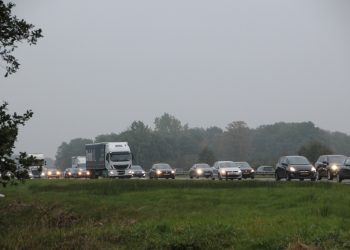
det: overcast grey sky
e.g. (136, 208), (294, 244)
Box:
(1, 0), (350, 158)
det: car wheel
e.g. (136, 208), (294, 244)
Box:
(172, 177), (175, 179)
(251, 176), (255, 179)
(316, 171), (322, 181)
(286, 172), (291, 181)
(337, 174), (342, 183)
(327, 171), (333, 181)
(275, 172), (280, 181)
(311, 178), (316, 182)
(190, 175), (193, 179)
(238, 178), (242, 181)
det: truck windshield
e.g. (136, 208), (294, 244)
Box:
(110, 152), (131, 162)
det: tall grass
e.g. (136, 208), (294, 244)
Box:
(1, 180), (350, 249)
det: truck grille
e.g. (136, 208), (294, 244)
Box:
(114, 165), (128, 170)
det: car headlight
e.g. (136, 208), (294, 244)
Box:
(196, 169), (203, 175)
(289, 166), (296, 172)
(220, 170), (226, 174)
(331, 165), (338, 171)
(156, 170), (162, 175)
(171, 170), (175, 174)
(251, 169), (255, 172)
(48, 171), (52, 175)
(78, 172), (82, 175)
(57, 171), (61, 175)
(41, 172), (45, 176)
(87, 171), (90, 175)
(142, 171), (145, 174)
(68, 172), (71, 176)
(311, 167), (316, 172)
(109, 170), (113, 174)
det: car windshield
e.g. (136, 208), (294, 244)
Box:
(220, 162), (237, 168)
(131, 166), (142, 170)
(287, 156), (309, 165)
(110, 152), (131, 162)
(328, 155), (347, 164)
(156, 164), (171, 169)
(235, 162), (251, 169)
(196, 164), (210, 169)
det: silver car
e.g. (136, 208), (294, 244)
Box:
(212, 161), (242, 180)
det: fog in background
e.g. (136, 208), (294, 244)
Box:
(1, 0), (350, 158)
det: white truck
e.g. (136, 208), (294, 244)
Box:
(85, 142), (133, 178)
(72, 156), (86, 169)
(27, 153), (46, 178)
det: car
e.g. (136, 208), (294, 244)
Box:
(335, 157), (350, 182)
(42, 168), (61, 179)
(212, 161), (242, 180)
(275, 156), (316, 181)
(64, 168), (73, 178)
(71, 167), (91, 178)
(315, 155), (347, 180)
(149, 163), (175, 179)
(128, 165), (146, 178)
(189, 163), (214, 179)
(235, 162), (255, 179)
(256, 166), (275, 175)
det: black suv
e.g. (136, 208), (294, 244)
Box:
(275, 156), (316, 181)
(315, 155), (347, 180)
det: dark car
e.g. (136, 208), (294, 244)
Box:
(315, 155), (347, 180)
(128, 165), (146, 178)
(70, 167), (91, 178)
(149, 163), (175, 179)
(64, 168), (73, 178)
(335, 157), (350, 182)
(256, 166), (274, 175)
(275, 156), (316, 181)
(235, 162), (255, 179)
(189, 163), (214, 179)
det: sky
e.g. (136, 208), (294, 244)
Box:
(1, 0), (350, 158)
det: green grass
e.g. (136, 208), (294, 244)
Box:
(1, 180), (350, 249)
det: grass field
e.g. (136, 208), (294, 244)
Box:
(1, 180), (350, 250)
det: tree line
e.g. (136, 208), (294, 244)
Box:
(55, 113), (350, 170)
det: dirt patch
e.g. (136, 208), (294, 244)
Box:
(287, 241), (323, 250)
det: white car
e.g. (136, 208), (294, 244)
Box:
(212, 161), (242, 180)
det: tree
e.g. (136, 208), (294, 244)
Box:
(298, 141), (333, 163)
(0, 1), (43, 76)
(221, 121), (251, 160)
(198, 146), (216, 166)
(0, 102), (33, 186)
(154, 113), (183, 135)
